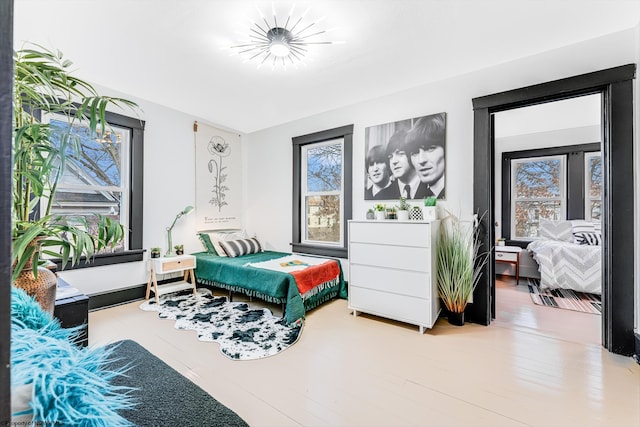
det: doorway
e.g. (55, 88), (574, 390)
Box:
(470, 64), (636, 356)
(492, 94), (603, 346)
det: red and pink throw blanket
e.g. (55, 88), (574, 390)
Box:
(246, 255), (341, 299)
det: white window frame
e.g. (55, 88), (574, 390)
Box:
(42, 112), (132, 251)
(300, 137), (344, 247)
(510, 155), (566, 239)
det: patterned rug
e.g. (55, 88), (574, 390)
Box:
(527, 279), (601, 314)
(140, 288), (303, 360)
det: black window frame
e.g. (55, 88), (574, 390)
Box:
(46, 109), (145, 270)
(292, 124), (353, 259)
(501, 142), (600, 246)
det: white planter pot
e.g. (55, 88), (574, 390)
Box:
(397, 210), (409, 221)
(375, 211), (386, 220)
(422, 206), (437, 221)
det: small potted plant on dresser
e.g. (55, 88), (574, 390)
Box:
(386, 206), (397, 220)
(396, 197), (411, 221)
(174, 244), (184, 255)
(375, 204), (386, 220)
(423, 196), (438, 221)
(150, 247), (161, 258)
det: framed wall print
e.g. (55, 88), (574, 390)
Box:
(364, 112), (446, 201)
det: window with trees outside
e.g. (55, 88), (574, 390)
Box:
(293, 125), (353, 258)
(502, 143), (601, 243)
(585, 151), (602, 221)
(43, 110), (145, 269)
(510, 155), (566, 239)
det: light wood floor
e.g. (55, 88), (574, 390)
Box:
(89, 282), (639, 427)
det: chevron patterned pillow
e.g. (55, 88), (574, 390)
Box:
(539, 219), (573, 242)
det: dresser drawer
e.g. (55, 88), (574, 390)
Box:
(495, 251), (518, 263)
(349, 286), (433, 327)
(350, 221), (430, 247)
(350, 243), (430, 272)
(350, 264), (430, 298)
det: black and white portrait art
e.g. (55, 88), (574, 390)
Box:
(364, 112), (446, 201)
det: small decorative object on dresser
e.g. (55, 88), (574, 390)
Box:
(423, 196), (437, 221)
(348, 220), (440, 333)
(174, 244), (185, 255)
(396, 197), (411, 221)
(150, 247), (161, 258)
(366, 209), (375, 220)
(386, 207), (397, 220)
(374, 203), (386, 220)
(409, 206), (423, 221)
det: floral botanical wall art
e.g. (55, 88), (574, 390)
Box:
(194, 122), (243, 230)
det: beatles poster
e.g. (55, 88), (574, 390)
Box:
(364, 112), (446, 201)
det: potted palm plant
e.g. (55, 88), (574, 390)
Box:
(436, 211), (489, 326)
(12, 45), (137, 312)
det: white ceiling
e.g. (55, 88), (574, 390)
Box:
(13, 0), (640, 134)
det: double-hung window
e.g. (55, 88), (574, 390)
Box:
(43, 110), (145, 268)
(502, 143), (600, 243)
(510, 155), (566, 239)
(301, 139), (344, 246)
(293, 125), (353, 258)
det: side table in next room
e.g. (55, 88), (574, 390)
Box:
(54, 277), (89, 347)
(495, 245), (523, 285)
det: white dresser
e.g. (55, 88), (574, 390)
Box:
(348, 220), (440, 333)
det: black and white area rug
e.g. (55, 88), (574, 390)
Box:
(527, 279), (601, 314)
(140, 288), (303, 360)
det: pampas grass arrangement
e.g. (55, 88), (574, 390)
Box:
(436, 211), (489, 319)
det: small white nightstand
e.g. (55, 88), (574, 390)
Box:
(145, 254), (197, 303)
(495, 246), (522, 284)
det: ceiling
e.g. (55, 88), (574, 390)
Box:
(13, 0), (640, 134)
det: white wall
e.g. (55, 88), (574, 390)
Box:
(245, 27), (638, 324)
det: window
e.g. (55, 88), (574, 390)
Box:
(510, 156), (566, 239)
(585, 152), (602, 221)
(301, 140), (343, 246)
(43, 110), (145, 269)
(293, 125), (353, 258)
(501, 143), (600, 243)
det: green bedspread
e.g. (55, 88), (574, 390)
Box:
(193, 251), (347, 324)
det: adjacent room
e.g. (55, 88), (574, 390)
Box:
(3, 1), (640, 426)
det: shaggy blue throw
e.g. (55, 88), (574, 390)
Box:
(11, 287), (136, 426)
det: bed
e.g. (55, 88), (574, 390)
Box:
(193, 238), (347, 325)
(526, 219), (601, 295)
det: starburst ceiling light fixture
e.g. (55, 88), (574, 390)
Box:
(229, 4), (338, 69)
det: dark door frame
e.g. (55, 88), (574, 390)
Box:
(1, 1), (14, 422)
(471, 64), (636, 356)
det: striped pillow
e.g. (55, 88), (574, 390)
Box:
(574, 231), (601, 246)
(218, 238), (263, 258)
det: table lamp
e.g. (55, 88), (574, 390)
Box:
(166, 205), (194, 256)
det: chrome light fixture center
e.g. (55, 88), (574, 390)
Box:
(229, 5), (337, 69)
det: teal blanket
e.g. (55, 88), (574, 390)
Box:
(193, 251), (346, 324)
